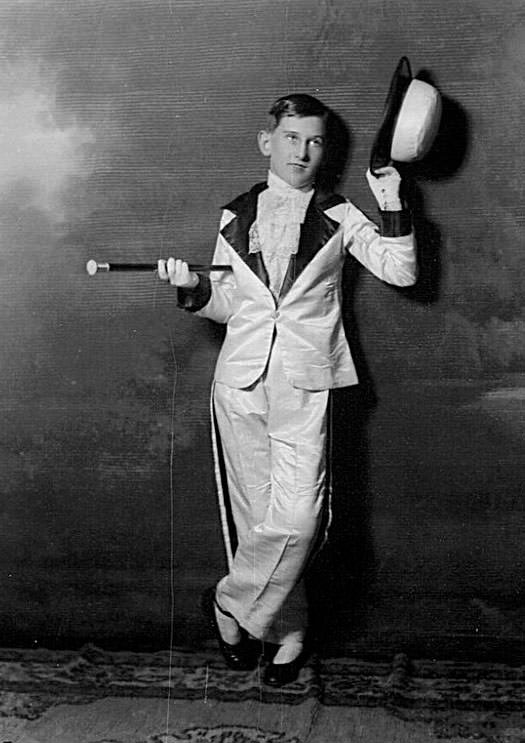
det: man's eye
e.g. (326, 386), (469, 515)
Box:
(286, 134), (297, 141)
(310, 139), (323, 147)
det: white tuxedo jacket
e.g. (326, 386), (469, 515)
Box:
(178, 183), (417, 391)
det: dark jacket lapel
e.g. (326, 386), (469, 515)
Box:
(221, 183), (270, 288)
(278, 192), (344, 301)
(220, 183), (345, 297)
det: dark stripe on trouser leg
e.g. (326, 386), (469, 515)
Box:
(212, 401), (239, 556)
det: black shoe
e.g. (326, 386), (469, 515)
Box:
(201, 586), (259, 671)
(263, 647), (306, 687)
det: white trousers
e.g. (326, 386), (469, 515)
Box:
(213, 339), (329, 644)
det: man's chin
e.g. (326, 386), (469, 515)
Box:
(285, 166), (314, 190)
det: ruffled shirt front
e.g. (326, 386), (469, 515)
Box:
(249, 171), (314, 299)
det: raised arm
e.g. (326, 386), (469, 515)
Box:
(341, 166), (417, 287)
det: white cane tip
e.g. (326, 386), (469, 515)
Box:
(86, 260), (98, 276)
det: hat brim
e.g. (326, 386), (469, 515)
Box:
(370, 56), (413, 174)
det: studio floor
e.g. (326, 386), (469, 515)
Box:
(1, 643), (525, 743)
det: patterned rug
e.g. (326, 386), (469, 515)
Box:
(0, 644), (524, 742)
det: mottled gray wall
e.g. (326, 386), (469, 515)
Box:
(1, 0), (524, 651)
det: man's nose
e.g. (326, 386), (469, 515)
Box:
(296, 140), (309, 161)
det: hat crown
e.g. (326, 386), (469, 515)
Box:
(370, 57), (441, 172)
(391, 78), (442, 162)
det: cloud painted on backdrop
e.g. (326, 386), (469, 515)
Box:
(0, 55), (99, 395)
(0, 51), (209, 405)
(0, 58), (94, 222)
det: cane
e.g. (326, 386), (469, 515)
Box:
(86, 260), (232, 275)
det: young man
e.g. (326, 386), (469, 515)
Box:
(158, 94), (417, 686)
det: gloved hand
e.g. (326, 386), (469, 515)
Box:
(157, 258), (199, 288)
(366, 166), (402, 211)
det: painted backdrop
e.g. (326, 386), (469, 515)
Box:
(1, 0), (524, 657)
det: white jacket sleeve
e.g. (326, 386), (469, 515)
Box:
(338, 201), (417, 287)
(177, 210), (237, 324)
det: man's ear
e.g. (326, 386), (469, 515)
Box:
(257, 129), (272, 157)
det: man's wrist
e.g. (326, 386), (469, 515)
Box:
(177, 274), (211, 312)
(379, 208), (412, 237)
(379, 196), (402, 211)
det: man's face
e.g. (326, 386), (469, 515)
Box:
(257, 114), (326, 191)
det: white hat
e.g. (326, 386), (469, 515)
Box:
(370, 57), (442, 173)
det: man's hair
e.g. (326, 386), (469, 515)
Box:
(267, 93), (330, 130)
